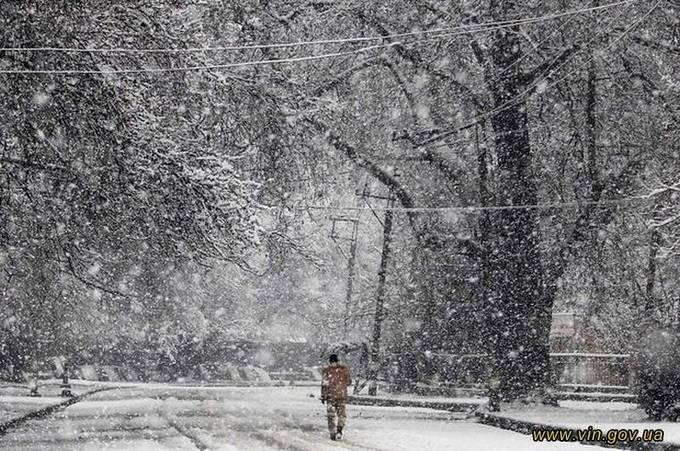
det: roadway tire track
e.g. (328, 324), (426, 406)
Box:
(162, 414), (212, 450)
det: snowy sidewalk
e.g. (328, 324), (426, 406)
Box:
(477, 401), (680, 450)
(349, 392), (680, 450)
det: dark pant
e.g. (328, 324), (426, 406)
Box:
(326, 399), (347, 433)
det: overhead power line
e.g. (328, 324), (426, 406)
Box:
(486, 12), (578, 85)
(293, 193), (655, 213)
(534, 0), (663, 99)
(0, 22), (589, 76)
(0, 0), (637, 77)
(0, 41), (400, 75)
(0, 0), (635, 55)
(415, 0), (658, 148)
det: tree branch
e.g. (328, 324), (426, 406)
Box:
(311, 54), (388, 97)
(626, 32), (680, 55)
(353, 9), (486, 110)
(547, 154), (647, 286)
(0, 157), (69, 172)
(521, 44), (581, 86)
(310, 52), (466, 186)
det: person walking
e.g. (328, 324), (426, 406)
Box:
(321, 353), (352, 440)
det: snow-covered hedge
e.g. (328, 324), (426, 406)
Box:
(635, 329), (680, 420)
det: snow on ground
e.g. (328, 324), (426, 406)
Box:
(0, 396), (65, 423)
(349, 421), (602, 451)
(0, 396), (64, 405)
(0, 385), (604, 450)
(76, 438), (197, 451)
(495, 400), (646, 425)
(495, 400), (680, 446)
(558, 401), (639, 412)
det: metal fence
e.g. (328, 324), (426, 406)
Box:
(550, 352), (631, 389)
(385, 352), (633, 390)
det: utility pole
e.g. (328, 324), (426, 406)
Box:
(330, 216), (359, 338)
(368, 187), (395, 396)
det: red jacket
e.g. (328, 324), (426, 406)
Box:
(321, 362), (352, 401)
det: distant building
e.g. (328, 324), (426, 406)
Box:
(550, 312), (579, 352)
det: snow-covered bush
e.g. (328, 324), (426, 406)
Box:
(635, 329), (680, 420)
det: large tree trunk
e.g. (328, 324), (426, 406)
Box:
(485, 9), (551, 401)
(369, 193), (395, 396)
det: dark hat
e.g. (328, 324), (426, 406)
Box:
(329, 353), (339, 363)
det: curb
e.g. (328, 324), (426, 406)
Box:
(475, 412), (678, 451)
(36, 380), (321, 389)
(347, 395), (481, 412)
(0, 386), (116, 438)
(556, 392), (638, 403)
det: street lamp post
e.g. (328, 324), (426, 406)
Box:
(29, 374), (41, 397)
(60, 362), (73, 397)
(29, 361), (41, 397)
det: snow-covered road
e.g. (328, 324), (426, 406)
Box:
(0, 386), (606, 450)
